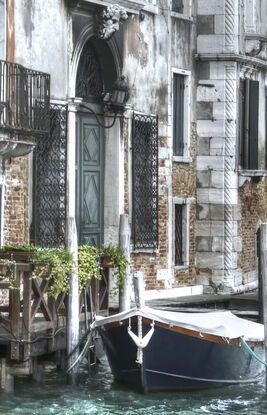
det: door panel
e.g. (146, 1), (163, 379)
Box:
(76, 111), (104, 247)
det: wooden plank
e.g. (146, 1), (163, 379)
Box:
(22, 271), (32, 360)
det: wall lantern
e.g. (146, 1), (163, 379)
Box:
(80, 76), (129, 129)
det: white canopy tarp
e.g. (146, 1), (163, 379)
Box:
(91, 306), (264, 341)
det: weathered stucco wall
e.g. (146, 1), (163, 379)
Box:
(14, 0), (68, 100)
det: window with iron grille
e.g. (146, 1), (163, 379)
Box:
(31, 104), (67, 247)
(175, 204), (183, 265)
(132, 113), (158, 250)
(239, 78), (259, 170)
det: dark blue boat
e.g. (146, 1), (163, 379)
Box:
(92, 307), (264, 392)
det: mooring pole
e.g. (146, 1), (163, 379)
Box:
(119, 214), (131, 312)
(66, 216), (80, 385)
(260, 223), (267, 388)
(133, 271), (145, 309)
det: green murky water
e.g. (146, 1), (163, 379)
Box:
(0, 362), (267, 415)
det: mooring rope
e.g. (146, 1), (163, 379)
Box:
(240, 337), (267, 366)
(66, 331), (93, 373)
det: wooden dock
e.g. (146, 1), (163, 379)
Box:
(0, 262), (109, 391)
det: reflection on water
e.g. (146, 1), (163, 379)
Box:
(0, 361), (267, 415)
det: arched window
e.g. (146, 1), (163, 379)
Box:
(75, 41), (103, 102)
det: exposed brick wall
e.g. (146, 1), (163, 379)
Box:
(3, 156), (29, 245)
(238, 177), (267, 278)
(172, 123), (197, 287)
(126, 121), (197, 290)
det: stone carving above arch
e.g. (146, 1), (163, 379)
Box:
(97, 4), (128, 40)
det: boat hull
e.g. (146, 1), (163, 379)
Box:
(100, 320), (264, 392)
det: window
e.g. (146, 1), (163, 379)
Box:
(172, 0), (183, 13)
(174, 199), (190, 267)
(132, 113), (158, 250)
(31, 104), (67, 247)
(173, 70), (190, 160)
(239, 78), (259, 170)
(0, 0), (5, 60)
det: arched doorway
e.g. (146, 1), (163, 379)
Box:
(75, 39), (118, 247)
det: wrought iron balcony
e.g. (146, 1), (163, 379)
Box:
(0, 60), (50, 140)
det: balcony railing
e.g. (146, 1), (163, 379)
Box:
(0, 60), (50, 137)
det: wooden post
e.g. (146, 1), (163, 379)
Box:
(260, 223), (267, 387)
(66, 216), (80, 385)
(10, 264), (20, 361)
(119, 214), (131, 312)
(133, 271), (145, 309)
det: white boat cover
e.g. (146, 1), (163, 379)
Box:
(91, 306), (264, 341)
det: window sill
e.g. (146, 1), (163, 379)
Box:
(171, 12), (193, 22)
(174, 265), (188, 270)
(239, 169), (267, 177)
(173, 155), (192, 163)
(132, 248), (159, 254)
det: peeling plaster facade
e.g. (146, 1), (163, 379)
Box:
(0, 0), (267, 296)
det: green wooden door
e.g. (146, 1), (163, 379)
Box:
(76, 110), (104, 247)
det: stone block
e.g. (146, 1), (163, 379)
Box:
(197, 189), (209, 204)
(159, 147), (169, 159)
(197, 61), (210, 80)
(197, 35), (225, 54)
(196, 274), (210, 286)
(196, 252), (224, 269)
(210, 171), (224, 188)
(209, 189), (224, 204)
(243, 270), (257, 284)
(212, 236), (224, 252)
(197, 102), (213, 120)
(209, 62), (227, 80)
(197, 120), (225, 138)
(213, 102), (226, 119)
(210, 138), (225, 156)
(196, 220), (212, 237)
(233, 236), (242, 252)
(196, 236), (212, 251)
(210, 204), (224, 220)
(232, 204), (242, 220)
(210, 221), (224, 236)
(233, 269), (243, 287)
(197, 137), (210, 155)
(197, 0), (225, 15)
(197, 82), (225, 102)
(197, 15), (214, 34)
(197, 203), (210, 220)
(197, 171), (211, 188)
(197, 155), (224, 171)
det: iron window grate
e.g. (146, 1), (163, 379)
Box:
(32, 104), (67, 248)
(175, 204), (183, 265)
(132, 113), (158, 250)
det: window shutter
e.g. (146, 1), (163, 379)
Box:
(132, 113), (158, 249)
(238, 78), (245, 167)
(248, 80), (259, 169)
(173, 74), (184, 156)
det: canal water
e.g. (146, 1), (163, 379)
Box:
(1, 361), (267, 415)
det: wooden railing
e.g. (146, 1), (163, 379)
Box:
(0, 263), (109, 362)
